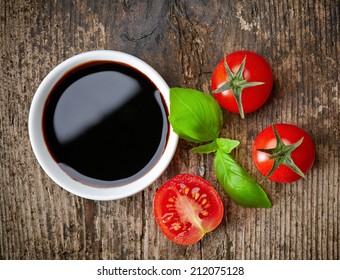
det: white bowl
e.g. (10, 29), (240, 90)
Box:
(28, 50), (178, 200)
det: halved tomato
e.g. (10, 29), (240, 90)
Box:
(153, 174), (224, 245)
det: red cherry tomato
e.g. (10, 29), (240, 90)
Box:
(153, 174), (224, 245)
(211, 51), (273, 118)
(252, 124), (315, 183)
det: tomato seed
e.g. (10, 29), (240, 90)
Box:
(200, 210), (209, 217)
(171, 222), (181, 231)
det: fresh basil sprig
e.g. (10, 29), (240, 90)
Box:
(169, 88), (272, 208)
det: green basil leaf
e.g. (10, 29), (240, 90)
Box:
(216, 138), (240, 153)
(191, 140), (218, 154)
(169, 87), (223, 143)
(214, 150), (272, 208)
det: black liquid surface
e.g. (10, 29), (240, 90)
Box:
(43, 61), (168, 187)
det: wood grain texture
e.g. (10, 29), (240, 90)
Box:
(0, 0), (339, 260)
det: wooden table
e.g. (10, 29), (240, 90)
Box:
(1, 0), (339, 260)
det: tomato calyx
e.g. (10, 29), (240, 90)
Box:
(212, 56), (264, 118)
(257, 124), (305, 180)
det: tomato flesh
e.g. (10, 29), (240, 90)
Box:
(212, 51), (273, 115)
(154, 174), (224, 245)
(252, 124), (315, 183)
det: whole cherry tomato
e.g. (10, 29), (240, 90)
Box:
(252, 124), (315, 183)
(153, 174), (224, 245)
(211, 51), (273, 118)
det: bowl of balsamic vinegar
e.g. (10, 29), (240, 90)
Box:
(29, 50), (178, 200)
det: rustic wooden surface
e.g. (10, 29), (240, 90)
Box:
(0, 0), (339, 260)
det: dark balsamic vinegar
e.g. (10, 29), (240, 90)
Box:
(43, 61), (168, 187)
